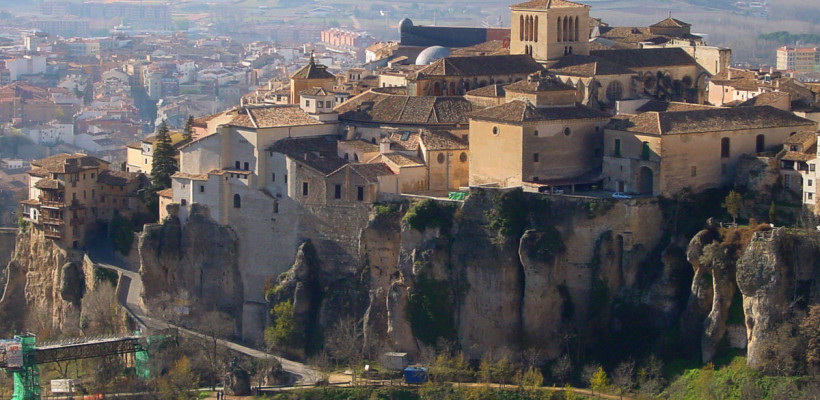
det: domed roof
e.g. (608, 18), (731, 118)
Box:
(398, 18), (413, 34)
(415, 46), (450, 66)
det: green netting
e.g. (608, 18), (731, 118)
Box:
(448, 191), (467, 201)
(135, 350), (149, 379)
(12, 335), (39, 400)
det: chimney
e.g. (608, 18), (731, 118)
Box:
(379, 137), (391, 154)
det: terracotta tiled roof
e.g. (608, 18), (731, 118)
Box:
(651, 17), (691, 28)
(29, 153), (106, 176)
(597, 27), (670, 46)
(339, 139), (379, 152)
(606, 106), (815, 135)
(450, 40), (510, 57)
(379, 152), (425, 167)
(290, 57), (335, 80)
(157, 188), (173, 198)
(737, 92), (790, 108)
(510, 0), (587, 9)
(469, 100), (610, 123)
(172, 172), (209, 180)
(465, 84), (506, 98)
(783, 131), (816, 145)
(300, 87), (332, 96)
(126, 141), (141, 149)
(227, 105), (324, 128)
(546, 54), (636, 77)
(268, 136), (346, 174)
(420, 130), (469, 150)
(505, 72), (575, 93)
(0, 82), (50, 102)
(336, 90), (474, 125)
(98, 169), (141, 186)
(330, 162), (394, 182)
(413, 55), (543, 79)
(635, 100), (717, 112)
(590, 48), (697, 69)
(34, 178), (63, 190)
(385, 131), (422, 151)
(781, 149), (816, 162)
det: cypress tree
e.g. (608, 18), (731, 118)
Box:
(183, 115), (194, 140)
(151, 121), (177, 190)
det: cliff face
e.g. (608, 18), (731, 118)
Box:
(0, 228), (127, 338)
(737, 228), (820, 370)
(266, 188), (684, 360)
(138, 204), (243, 328)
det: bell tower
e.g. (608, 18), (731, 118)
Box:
(510, 0), (590, 63)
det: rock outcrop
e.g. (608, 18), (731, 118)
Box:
(737, 228), (820, 370)
(138, 204), (243, 328)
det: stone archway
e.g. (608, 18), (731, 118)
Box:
(638, 167), (653, 194)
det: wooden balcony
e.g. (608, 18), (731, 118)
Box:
(43, 230), (62, 239)
(40, 200), (66, 209)
(40, 217), (64, 226)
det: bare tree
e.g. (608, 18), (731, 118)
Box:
(550, 353), (572, 385)
(611, 359), (635, 399)
(80, 282), (123, 335)
(324, 316), (364, 384)
(187, 310), (234, 389)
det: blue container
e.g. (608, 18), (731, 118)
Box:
(403, 366), (428, 384)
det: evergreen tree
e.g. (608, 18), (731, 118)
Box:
(151, 121), (177, 190)
(183, 115), (194, 140)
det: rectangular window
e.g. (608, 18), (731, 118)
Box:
(244, 162), (249, 171)
(235, 161), (240, 169)
(785, 175), (791, 188)
(614, 139), (621, 157)
(357, 186), (364, 201)
(302, 182), (309, 196)
(809, 180), (814, 187)
(326, 101), (331, 108)
(284, 174), (287, 183)
(642, 142), (650, 160)
(533, 153), (539, 163)
(809, 193), (814, 200)
(272, 173), (276, 182)
(317, 102), (323, 108)
(305, 100), (310, 107)
(200, 185), (205, 192)
(334, 184), (342, 199)
(811, 164), (816, 172)
(691, 166), (697, 177)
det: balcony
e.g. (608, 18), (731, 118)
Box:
(43, 230), (62, 239)
(40, 200), (66, 209)
(40, 217), (64, 226)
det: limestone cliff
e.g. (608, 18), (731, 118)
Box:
(138, 204), (243, 329)
(0, 227), (128, 338)
(737, 228), (820, 371)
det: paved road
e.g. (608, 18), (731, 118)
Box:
(91, 259), (323, 385)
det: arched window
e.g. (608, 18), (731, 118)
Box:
(642, 142), (650, 160)
(756, 134), (765, 153)
(433, 82), (441, 96)
(557, 17), (562, 42)
(563, 17), (568, 43)
(534, 16), (538, 42)
(575, 16), (579, 41)
(519, 15), (524, 41)
(721, 138), (730, 158)
(233, 193), (241, 208)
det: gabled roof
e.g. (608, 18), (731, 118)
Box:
(606, 106), (815, 135)
(505, 73), (576, 93)
(469, 99), (610, 123)
(299, 87), (333, 97)
(635, 100), (717, 113)
(29, 153), (107, 176)
(465, 84), (506, 98)
(546, 54), (636, 77)
(590, 48), (697, 69)
(650, 17), (691, 28)
(336, 90), (474, 125)
(329, 162), (394, 182)
(267, 136), (346, 174)
(510, 0), (588, 9)
(290, 55), (335, 80)
(419, 130), (469, 150)
(98, 169), (143, 187)
(227, 105), (325, 128)
(737, 91), (790, 108)
(413, 55), (543, 79)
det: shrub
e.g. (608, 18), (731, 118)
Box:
(403, 199), (456, 232)
(407, 275), (456, 346)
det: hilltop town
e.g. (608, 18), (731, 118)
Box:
(1, 0), (820, 398)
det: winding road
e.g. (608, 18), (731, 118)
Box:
(89, 257), (324, 385)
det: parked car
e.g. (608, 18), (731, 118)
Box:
(611, 192), (631, 199)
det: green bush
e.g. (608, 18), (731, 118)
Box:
(265, 301), (302, 350)
(403, 199), (457, 232)
(110, 213), (135, 255)
(407, 275), (456, 346)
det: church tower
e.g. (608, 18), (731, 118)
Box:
(510, 0), (590, 63)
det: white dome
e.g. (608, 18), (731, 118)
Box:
(415, 46), (450, 66)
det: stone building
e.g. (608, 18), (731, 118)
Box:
(406, 54), (544, 96)
(776, 131), (817, 203)
(509, 0), (591, 61)
(468, 71), (610, 187)
(602, 106), (816, 196)
(21, 153), (147, 249)
(125, 131), (192, 174)
(289, 54), (336, 105)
